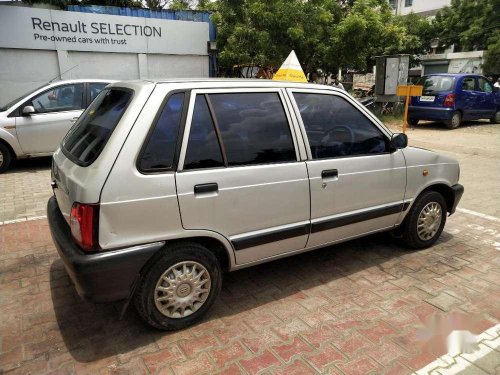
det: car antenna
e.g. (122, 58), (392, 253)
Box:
(48, 65), (79, 84)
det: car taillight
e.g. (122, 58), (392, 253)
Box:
(444, 93), (455, 107)
(70, 202), (99, 251)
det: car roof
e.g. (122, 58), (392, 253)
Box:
(108, 78), (343, 92)
(423, 73), (483, 78)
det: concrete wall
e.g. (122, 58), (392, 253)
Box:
(0, 48), (209, 105)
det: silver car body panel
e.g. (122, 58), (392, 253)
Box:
(0, 79), (114, 158)
(50, 79), (461, 272)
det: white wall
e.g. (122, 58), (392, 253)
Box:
(0, 48), (209, 106)
(396, 0), (451, 16)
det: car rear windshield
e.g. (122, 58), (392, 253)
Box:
(417, 75), (456, 94)
(62, 88), (132, 166)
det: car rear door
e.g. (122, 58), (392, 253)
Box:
(15, 83), (84, 154)
(475, 77), (497, 119)
(175, 88), (310, 265)
(287, 88), (407, 248)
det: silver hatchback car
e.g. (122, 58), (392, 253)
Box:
(0, 79), (113, 173)
(47, 79), (463, 330)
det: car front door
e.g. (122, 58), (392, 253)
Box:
(175, 89), (310, 265)
(288, 89), (407, 248)
(15, 83), (84, 154)
(475, 77), (497, 119)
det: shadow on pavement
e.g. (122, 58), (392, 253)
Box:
(9, 156), (52, 173)
(50, 231), (454, 362)
(410, 119), (493, 131)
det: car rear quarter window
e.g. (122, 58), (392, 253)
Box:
(208, 93), (296, 166)
(139, 93), (184, 171)
(183, 95), (224, 170)
(62, 88), (132, 166)
(293, 93), (388, 159)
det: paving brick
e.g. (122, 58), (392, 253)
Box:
(337, 357), (380, 375)
(359, 321), (398, 343)
(142, 345), (185, 373)
(171, 353), (215, 375)
(272, 337), (313, 362)
(272, 359), (317, 375)
(304, 344), (344, 372)
(239, 350), (281, 375)
(209, 342), (247, 368)
(179, 334), (219, 358)
(425, 292), (463, 311)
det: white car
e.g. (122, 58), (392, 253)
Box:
(0, 79), (114, 173)
(48, 79), (463, 330)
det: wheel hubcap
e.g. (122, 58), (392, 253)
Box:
(452, 114), (460, 127)
(417, 202), (443, 241)
(154, 261), (211, 319)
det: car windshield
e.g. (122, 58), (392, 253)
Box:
(0, 84), (47, 112)
(417, 75), (456, 94)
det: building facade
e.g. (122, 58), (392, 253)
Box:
(390, 0), (451, 17)
(0, 4), (216, 105)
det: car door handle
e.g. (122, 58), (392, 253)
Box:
(70, 117), (79, 124)
(194, 183), (218, 195)
(321, 169), (338, 180)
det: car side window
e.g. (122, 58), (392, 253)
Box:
(208, 93), (296, 166)
(477, 78), (493, 93)
(462, 77), (475, 91)
(29, 84), (84, 114)
(140, 93), (185, 171)
(89, 83), (108, 103)
(293, 93), (388, 159)
(183, 95), (224, 170)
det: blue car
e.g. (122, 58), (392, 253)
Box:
(408, 74), (500, 129)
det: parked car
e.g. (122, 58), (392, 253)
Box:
(0, 79), (114, 173)
(47, 79), (463, 330)
(408, 74), (500, 129)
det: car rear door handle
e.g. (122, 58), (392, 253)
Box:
(194, 183), (218, 195)
(321, 169), (338, 180)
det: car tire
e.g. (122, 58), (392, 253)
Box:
(490, 110), (500, 124)
(134, 242), (222, 331)
(445, 111), (461, 129)
(408, 118), (419, 126)
(0, 142), (12, 174)
(401, 191), (447, 249)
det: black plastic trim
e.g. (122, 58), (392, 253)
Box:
(449, 184), (464, 215)
(194, 183), (218, 194)
(311, 202), (407, 233)
(233, 223), (309, 251)
(47, 196), (163, 303)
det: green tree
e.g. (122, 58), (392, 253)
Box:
(483, 39), (500, 74)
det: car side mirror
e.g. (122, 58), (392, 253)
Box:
(22, 105), (35, 116)
(390, 133), (408, 152)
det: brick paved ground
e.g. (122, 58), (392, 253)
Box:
(1, 211), (499, 375)
(0, 157), (51, 223)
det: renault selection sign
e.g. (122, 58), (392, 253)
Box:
(0, 5), (209, 55)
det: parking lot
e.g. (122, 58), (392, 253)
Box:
(1, 120), (499, 375)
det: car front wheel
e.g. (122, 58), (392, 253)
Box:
(134, 242), (222, 330)
(446, 111), (462, 129)
(491, 110), (500, 124)
(0, 142), (12, 174)
(402, 191), (447, 249)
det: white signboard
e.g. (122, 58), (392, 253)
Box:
(0, 5), (209, 55)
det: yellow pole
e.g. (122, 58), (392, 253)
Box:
(403, 90), (410, 134)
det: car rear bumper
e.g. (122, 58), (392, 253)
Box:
(408, 106), (454, 121)
(449, 184), (464, 215)
(47, 196), (164, 303)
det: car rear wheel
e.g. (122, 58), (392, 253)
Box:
(408, 118), (419, 126)
(490, 110), (500, 124)
(134, 242), (222, 330)
(445, 111), (462, 129)
(401, 191), (447, 249)
(0, 142), (12, 174)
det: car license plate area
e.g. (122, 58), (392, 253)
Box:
(420, 96), (435, 102)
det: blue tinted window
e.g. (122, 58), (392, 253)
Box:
(293, 93), (388, 159)
(209, 93), (295, 166)
(184, 95), (224, 170)
(140, 93), (184, 171)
